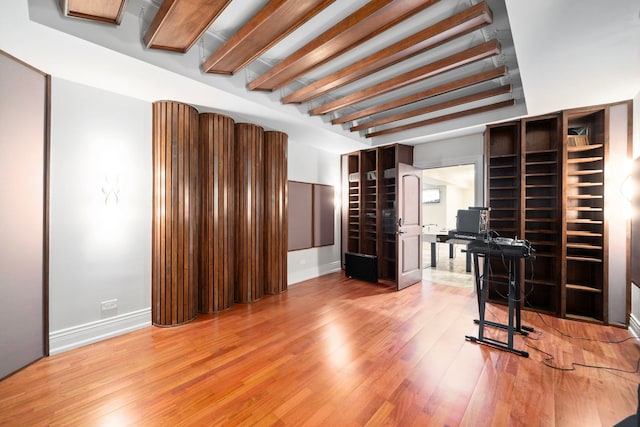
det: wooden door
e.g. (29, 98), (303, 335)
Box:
(397, 163), (422, 290)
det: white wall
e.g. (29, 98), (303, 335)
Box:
(287, 143), (342, 285)
(445, 184), (474, 230)
(413, 133), (485, 207)
(49, 78), (152, 353)
(422, 187), (446, 232)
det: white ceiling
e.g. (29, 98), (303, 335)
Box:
(2, 1), (639, 154)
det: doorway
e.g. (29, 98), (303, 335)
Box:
(421, 164), (475, 287)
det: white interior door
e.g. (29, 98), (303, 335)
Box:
(397, 162), (422, 290)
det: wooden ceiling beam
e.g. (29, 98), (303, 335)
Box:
(310, 39), (500, 116)
(282, 2), (492, 104)
(365, 99), (515, 138)
(247, 0), (440, 91)
(144, 0), (233, 53)
(202, 0), (336, 75)
(332, 65), (508, 125)
(61, 0), (128, 24)
(351, 85), (511, 132)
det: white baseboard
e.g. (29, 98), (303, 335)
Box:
(630, 314), (640, 339)
(49, 308), (151, 355)
(288, 260), (342, 286)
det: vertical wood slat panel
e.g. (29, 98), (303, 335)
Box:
(235, 123), (264, 303)
(152, 101), (199, 326)
(264, 131), (288, 294)
(199, 113), (235, 312)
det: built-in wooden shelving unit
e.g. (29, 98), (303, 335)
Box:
(484, 101), (631, 324)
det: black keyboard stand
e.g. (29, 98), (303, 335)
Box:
(464, 244), (535, 357)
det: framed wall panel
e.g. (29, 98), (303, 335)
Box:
(313, 184), (335, 247)
(287, 181), (313, 251)
(288, 181), (335, 251)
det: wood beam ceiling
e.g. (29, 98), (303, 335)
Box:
(351, 84), (512, 132)
(143, 0), (233, 52)
(61, 0), (128, 24)
(247, 0), (440, 91)
(309, 40), (501, 116)
(281, 2), (493, 105)
(58, 0), (519, 141)
(365, 99), (515, 138)
(332, 65), (508, 125)
(202, 0), (336, 75)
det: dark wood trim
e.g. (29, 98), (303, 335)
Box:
(332, 65), (508, 125)
(43, 74), (51, 357)
(625, 101), (633, 324)
(248, 0), (439, 91)
(282, 2), (493, 104)
(351, 85), (511, 132)
(310, 40), (501, 116)
(365, 99), (514, 138)
(202, 0), (335, 74)
(144, 0), (233, 52)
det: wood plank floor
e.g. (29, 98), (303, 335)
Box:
(1, 272), (639, 426)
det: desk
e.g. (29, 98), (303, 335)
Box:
(423, 233), (472, 272)
(464, 241), (535, 357)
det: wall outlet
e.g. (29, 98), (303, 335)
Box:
(101, 299), (118, 311)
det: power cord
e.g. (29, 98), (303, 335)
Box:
(522, 300), (640, 374)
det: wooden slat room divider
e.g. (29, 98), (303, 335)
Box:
(199, 113), (235, 313)
(264, 131), (288, 295)
(235, 123), (265, 303)
(153, 103), (289, 323)
(152, 101), (200, 326)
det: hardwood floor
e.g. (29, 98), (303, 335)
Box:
(1, 272), (639, 426)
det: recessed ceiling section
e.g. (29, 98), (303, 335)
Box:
(143, 0), (233, 52)
(61, 0), (128, 24)
(47, 0), (526, 146)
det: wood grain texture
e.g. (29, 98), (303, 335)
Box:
(282, 1), (493, 104)
(365, 99), (515, 138)
(202, 0), (335, 74)
(351, 84), (512, 132)
(235, 123), (265, 303)
(199, 113), (235, 313)
(332, 65), (508, 125)
(0, 272), (638, 425)
(144, 0), (233, 52)
(247, 0), (439, 91)
(263, 131), (288, 295)
(310, 39), (501, 116)
(152, 101), (200, 326)
(62, 0), (127, 24)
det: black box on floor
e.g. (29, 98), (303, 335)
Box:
(345, 252), (378, 283)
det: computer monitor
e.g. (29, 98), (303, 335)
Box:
(456, 207), (488, 236)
